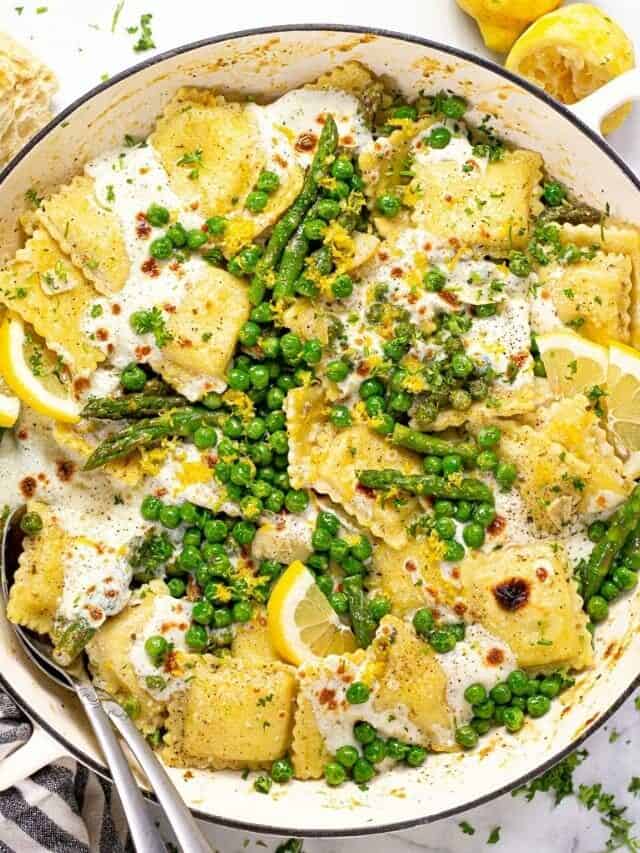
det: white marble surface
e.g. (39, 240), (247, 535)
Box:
(1, 1), (639, 850)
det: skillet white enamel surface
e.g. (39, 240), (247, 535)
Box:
(2, 25), (640, 837)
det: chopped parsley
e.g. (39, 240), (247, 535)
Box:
(629, 778), (640, 798)
(459, 821), (475, 835)
(111, 0), (124, 32)
(24, 187), (42, 209)
(129, 12), (155, 52)
(130, 307), (173, 348)
(513, 749), (587, 805)
(587, 384), (607, 418)
(487, 826), (501, 844)
(177, 147), (203, 180)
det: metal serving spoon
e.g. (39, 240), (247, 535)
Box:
(1, 507), (211, 853)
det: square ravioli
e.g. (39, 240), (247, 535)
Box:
(460, 543), (592, 671)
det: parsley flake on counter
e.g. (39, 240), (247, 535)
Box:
(128, 12), (155, 52)
(487, 826), (501, 844)
(459, 820), (475, 835)
(513, 749), (588, 805)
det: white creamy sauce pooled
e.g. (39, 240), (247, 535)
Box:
(58, 539), (132, 628)
(463, 297), (533, 390)
(300, 655), (422, 754)
(412, 120), (489, 174)
(129, 595), (193, 700)
(437, 624), (516, 724)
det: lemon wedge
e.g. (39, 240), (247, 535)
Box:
(0, 391), (20, 428)
(456, 0), (561, 53)
(0, 314), (79, 424)
(607, 341), (640, 476)
(536, 330), (608, 397)
(506, 4), (635, 134)
(267, 560), (358, 665)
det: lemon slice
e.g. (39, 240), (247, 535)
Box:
(0, 392), (20, 428)
(456, 0), (561, 53)
(267, 560), (358, 665)
(607, 341), (640, 476)
(536, 330), (608, 397)
(506, 4), (635, 134)
(0, 315), (80, 423)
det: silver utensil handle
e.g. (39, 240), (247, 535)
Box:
(103, 700), (211, 853)
(76, 686), (167, 853)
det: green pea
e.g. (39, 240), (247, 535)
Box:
(477, 425), (501, 448)
(600, 580), (620, 602)
(511, 696), (527, 711)
(167, 578), (186, 598)
(386, 738), (409, 761)
(120, 362), (147, 391)
(185, 624), (208, 651)
(612, 566), (638, 591)
(203, 519), (227, 543)
(472, 699), (495, 720)
(257, 170), (280, 193)
(342, 555), (365, 576)
(455, 725), (479, 749)
(232, 600), (252, 623)
(166, 222), (187, 247)
(464, 683), (487, 706)
(450, 353), (474, 379)
(254, 775), (272, 794)
(330, 405), (352, 428)
(159, 504), (181, 529)
(473, 502), (496, 529)
(202, 391), (223, 410)
(346, 682), (370, 704)
(476, 450), (498, 472)
(527, 695), (551, 718)
(303, 218), (327, 241)
(326, 179), (350, 200)
(193, 425), (217, 450)
(462, 522), (485, 549)
(140, 495), (162, 521)
(391, 104), (418, 120)
(428, 126), (451, 149)
(454, 501), (472, 522)
(442, 454), (463, 476)
(178, 545), (203, 572)
(326, 360), (350, 382)
(413, 608), (434, 636)
(270, 757), (293, 784)
(444, 540), (465, 561)
(507, 670), (529, 696)
(324, 761), (347, 786)
(205, 216), (227, 235)
(331, 274), (354, 299)
(146, 203), (170, 227)
(285, 490), (309, 514)
(186, 228), (207, 250)
(316, 198), (341, 220)
(503, 706), (525, 732)
(352, 758), (375, 784)
(429, 628), (457, 654)
(213, 607), (232, 629)
(373, 413), (395, 435)
(368, 596), (391, 621)
(317, 511), (340, 536)
(251, 303), (273, 325)
(389, 391), (412, 413)
(279, 333), (302, 363)
(265, 489), (285, 513)
(354, 721), (376, 744)
(144, 634), (168, 662)
(539, 676), (561, 699)
(542, 181), (566, 207)
(179, 500), (199, 525)
(405, 745), (427, 767)
(145, 675), (167, 691)
(240, 495), (262, 520)
(351, 536), (372, 561)
(335, 745), (359, 769)
(471, 717), (491, 735)
(331, 156), (354, 181)
(423, 455), (443, 475)
(182, 527), (201, 547)
(330, 591), (349, 614)
(489, 682), (512, 706)
(587, 520), (607, 543)
(441, 95), (467, 119)
(122, 697), (141, 720)
(245, 190), (269, 213)
(434, 500), (455, 518)
(232, 520), (256, 546)
(376, 194), (401, 217)
(191, 600), (213, 625)
(149, 236), (173, 260)
(222, 415), (244, 438)
(435, 517), (456, 540)
(330, 538), (349, 563)
(587, 595), (609, 623)
(230, 460), (255, 486)
(496, 462), (517, 490)
(363, 738), (387, 764)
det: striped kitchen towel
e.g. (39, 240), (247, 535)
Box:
(0, 691), (133, 853)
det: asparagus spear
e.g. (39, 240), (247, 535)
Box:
(248, 115), (339, 305)
(391, 423), (478, 462)
(52, 618), (96, 666)
(82, 394), (189, 420)
(84, 408), (214, 470)
(343, 576), (376, 648)
(357, 468), (493, 503)
(582, 485), (640, 601)
(538, 202), (602, 227)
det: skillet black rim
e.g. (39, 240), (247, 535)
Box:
(1, 22), (639, 839)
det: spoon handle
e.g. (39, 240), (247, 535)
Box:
(75, 685), (167, 853)
(103, 700), (211, 853)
